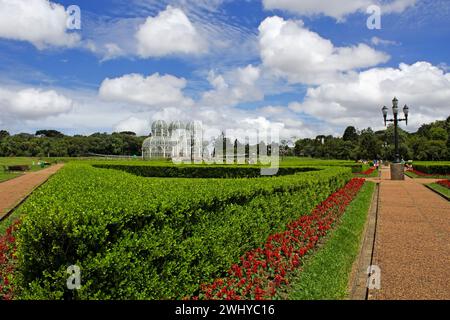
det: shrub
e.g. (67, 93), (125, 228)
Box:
(413, 163), (450, 175)
(92, 164), (318, 178)
(15, 164), (352, 299)
(194, 178), (365, 300)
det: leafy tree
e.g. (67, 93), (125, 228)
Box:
(35, 130), (65, 138)
(358, 128), (381, 160)
(119, 131), (136, 136)
(342, 126), (359, 142)
(0, 130), (10, 140)
(429, 127), (447, 141)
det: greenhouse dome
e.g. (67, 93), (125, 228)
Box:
(142, 120), (206, 160)
(142, 120), (173, 159)
(151, 120), (169, 137)
(169, 120), (185, 135)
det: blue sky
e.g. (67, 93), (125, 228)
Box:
(0, 0), (449, 139)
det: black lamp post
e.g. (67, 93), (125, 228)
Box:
(382, 97), (409, 163)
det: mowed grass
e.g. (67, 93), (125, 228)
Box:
(0, 172), (21, 183)
(285, 181), (375, 300)
(0, 157), (46, 172)
(426, 183), (450, 200)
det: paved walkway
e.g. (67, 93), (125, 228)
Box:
(368, 166), (450, 300)
(0, 164), (64, 220)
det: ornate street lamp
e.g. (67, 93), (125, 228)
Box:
(382, 97), (409, 164)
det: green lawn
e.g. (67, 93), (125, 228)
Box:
(0, 157), (53, 173)
(426, 183), (450, 200)
(0, 172), (21, 183)
(284, 181), (375, 300)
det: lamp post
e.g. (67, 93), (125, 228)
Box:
(382, 97), (409, 180)
(382, 97), (409, 163)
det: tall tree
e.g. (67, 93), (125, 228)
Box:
(342, 126), (359, 142)
(0, 130), (10, 140)
(35, 130), (65, 138)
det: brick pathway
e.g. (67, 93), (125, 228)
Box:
(368, 166), (450, 299)
(0, 164), (64, 220)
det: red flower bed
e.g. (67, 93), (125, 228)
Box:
(361, 167), (376, 175)
(0, 220), (20, 301)
(412, 169), (433, 177)
(194, 178), (365, 300)
(437, 180), (450, 189)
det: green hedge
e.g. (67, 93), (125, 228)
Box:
(92, 163), (318, 178)
(15, 163), (352, 299)
(414, 163), (450, 175)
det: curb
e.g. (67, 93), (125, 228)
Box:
(424, 183), (450, 201)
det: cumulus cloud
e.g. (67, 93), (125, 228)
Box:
(99, 73), (194, 108)
(135, 5), (207, 58)
(289, 62), (450, 130)
(143, 105), (317, 141)
(114, 116), (150, 135)
(371, 36), (400, 46)
(258, 16), (389, 85)
(262, 0), (417, 20)
(0, 0), (80, 49)
(201, 65), (264, 107)
(0, 87), (73, 119)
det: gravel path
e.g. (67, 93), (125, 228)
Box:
(369, 166), (450, 300)
(0, 164), (64, 220)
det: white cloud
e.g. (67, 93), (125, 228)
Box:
(79, 2), (257, 65)
(371, 36), (400, 46)
(0, 83), (324, 140)
(99, 73), (194, 108)
(142, 105), (317, 141)
(258, 16), (389, 85)
(262, 0), (417, 20)
(102, 43), (125, 61)
(289, 62), (450, 131)
(114, 116), (150, 135)
(0, 0), (80, 49)
(0, 87), (73, 119)
(201, 65), (264, 107)
(135, 5), (207, 58)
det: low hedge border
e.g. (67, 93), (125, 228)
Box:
(92, 164), (319, 178)
(414, 164), (450, 175)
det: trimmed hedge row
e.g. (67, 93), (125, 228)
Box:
(92, 163), (319, 178)
(91, 160), (364, 174)
(414, 163), (450, 175)
(15, 164), (352, 299)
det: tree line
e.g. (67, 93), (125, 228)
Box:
(1, 116), (449, 160)
(0, 130), (144, 157)
(290, 116), (450, 161)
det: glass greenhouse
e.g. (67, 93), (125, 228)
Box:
(142, 120), (205, 160)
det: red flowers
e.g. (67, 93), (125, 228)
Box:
(0, 220), (20, 301)
(194, 178), (365, 300)
(361, 167), (376, 175)
(437, 180), (450, 189)
(412, 169), (433, 177)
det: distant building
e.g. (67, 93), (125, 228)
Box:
(142, 120), (204, 160)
